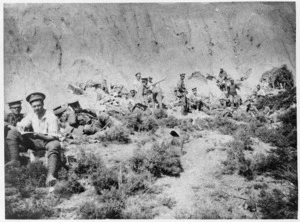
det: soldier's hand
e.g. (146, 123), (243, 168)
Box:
(16, 125), (24, 133)
(33, 133), (42, 139)
(8, 125), (16, 130)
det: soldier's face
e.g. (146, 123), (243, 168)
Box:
(130, 91), (135, 97)
(192, 90), (197, 95)
(136, 74), (141, 80)
(10, 106), (22, 115)
(31, 100), (44, 115)
(181, 76), (185, 80)
(60, 112), (68, 122)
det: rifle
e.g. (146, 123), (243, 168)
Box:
(151, 78), (165, 87)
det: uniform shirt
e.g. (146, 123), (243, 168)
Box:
(255, 88), (266, 97)
(189, 92), (202, 103)
(133, 79), (142, 91)
(227, 84), (239, 94)
(135, 85), (148, 105)
(177, 79), (186, 93)
(4, 113), (24, 127)
(219, 71), (228, 80)
(17, 109), (59, 138)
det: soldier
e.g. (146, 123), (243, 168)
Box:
(218, 68), (228, 91)
(227, 79), (240, 108)
(189, 87), (210, 111)
(135, 78), (149, 107)
(5, 100), (25, 133)
(53, 104), (71, 135)
(148, 76), (155, 91)
(54, 100), (114, 136)
(101, 79), (109, 94)
(6, 92), (61, 186)
(133, 72), (142, 92)
(176, 73), (189, 114)
(4, 100), (25, 163)
(129, 89), (136, 99)
(253, 84), (266, 105)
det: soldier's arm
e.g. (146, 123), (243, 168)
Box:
(68, 110), (77, 127)
(177, 81), (181, 89)
(4, 113), (10, 128)
(17, 113), (32, 130)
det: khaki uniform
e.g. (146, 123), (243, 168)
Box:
(176, 79), (187, 97)
(58, 108), (112, 136)
(4, 113), (24, 127)
(135, 84), (148, 106)
(4, 113), (25, 139)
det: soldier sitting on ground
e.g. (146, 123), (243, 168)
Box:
(127, 89), (136, 111)
(6, 92), (61, 186)
(5, 100), (25, 136)
(245, 98), (271, 119)
(53, 100), (114, 137)
(188, 87), (210, 112)
(4, 100), (26, 163)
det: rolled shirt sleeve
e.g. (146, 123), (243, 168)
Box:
(47, 112), (59, 138)
(17, 113), (32, 129)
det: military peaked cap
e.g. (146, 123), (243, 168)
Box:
(26, 92), (46, 103)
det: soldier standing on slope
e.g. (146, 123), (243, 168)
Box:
(176, 73), (190, 114)
(133, 72), (142, 93)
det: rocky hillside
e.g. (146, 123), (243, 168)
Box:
(4, 3), (295, 110)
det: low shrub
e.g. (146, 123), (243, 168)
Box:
(222, 140), (253, 179)
(121, 170), (154, 195)
(78, 188), (125, 219)
(5, 161), (48, 194)
(54, 179), (85, 199)
(194, 116), (239, 135)
(92, 167), (119, 195)
(258, 188), (297, 219)
(103, 126), (131, 144)
(124, 110), (159, 133)
(73, 149), (105, 178)
(153, 108), (168, 119)
(178, 118), (195, 132)
(122, 198), (158, 219)
(130, 142), (183, 178)
(5, 192), (57, 219)
(163, 115), (180, 128)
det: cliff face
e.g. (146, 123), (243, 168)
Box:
(4, 3), (295, 110)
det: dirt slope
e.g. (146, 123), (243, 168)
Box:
(4, 3), (295, 111)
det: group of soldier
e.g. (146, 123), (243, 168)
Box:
(4, 92), (116, 187)
(4, 68), (281, 187)
(4, 72), (164, 187)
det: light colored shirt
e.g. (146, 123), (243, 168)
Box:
(253, 88), (266, 97)
(17, 109), (59, 138)
(133, 79), (142, 91)
(257, 88), (266, 96)
(188, 92), (202, 103)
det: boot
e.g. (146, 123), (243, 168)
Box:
(5, 141), (20, 168)
(46, 154), (60, 187)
